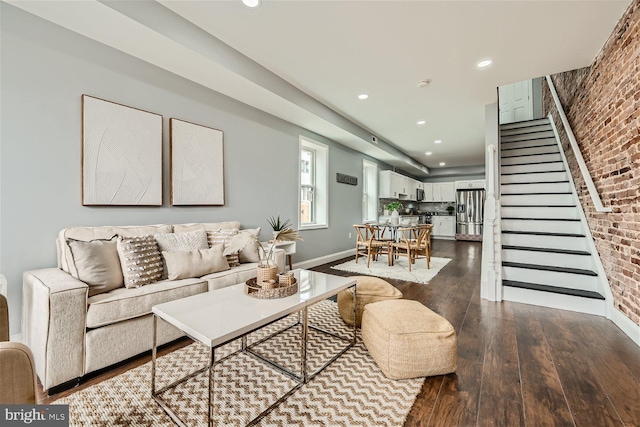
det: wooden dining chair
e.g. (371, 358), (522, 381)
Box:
(353, 224), (392, 267)
(391, 224), (433, 271)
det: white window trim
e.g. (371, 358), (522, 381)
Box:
(362, 159), (378, 222)
(299, 136), (329, 230)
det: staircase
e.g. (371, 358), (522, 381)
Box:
(499, 118), (606, 314)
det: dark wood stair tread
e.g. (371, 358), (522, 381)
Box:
(503, 160), (563, 166)
(501, 181), (569, 185)
(501, 170), (566, 176)
(503, 261), (597, 276)
(503, 280), (605, 300)
(501, 217), (581, 222)
(502, 230), (585, 238)
(501, 152), (559, 159)
(502, 245), (590, 256)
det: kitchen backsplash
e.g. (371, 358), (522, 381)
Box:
(379, 199), (455, 214)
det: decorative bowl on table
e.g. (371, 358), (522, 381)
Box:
(245, 277), (298, 299)
(378, 218), (389, 224)
(401, 218), (411, 225)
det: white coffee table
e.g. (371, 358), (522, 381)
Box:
(151, 269), (357, 427)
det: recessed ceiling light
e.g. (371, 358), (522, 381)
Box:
(417, 120), (426, 125)
(434, 140), (442, 144)
(477, 59), (493, 68)
(425, 152), (432, 156)
(358, 94), (369, 100)
(242, 0), (261, 7)
(439, 162), (446, 166)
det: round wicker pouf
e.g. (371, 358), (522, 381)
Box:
(337, 276), (403, 327)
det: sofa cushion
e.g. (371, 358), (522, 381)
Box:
(207, 229), (240, 267)
(116, 236), (164, 288)
(57, 224), (172, 276)
(172, 221), (240, 234)
(239, 228), (261, 263)
(155, 230), (209, 279)
(86, 277), (208, 328)
(162, 246), (230, 280)
(66, 236), (124, 296)
(201, 262), (260, 291)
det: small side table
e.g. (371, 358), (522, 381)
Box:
(261, 241), (296, 270)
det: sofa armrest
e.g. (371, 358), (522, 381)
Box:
(0, 342), (37, 404)
(23, 268), (88, 391)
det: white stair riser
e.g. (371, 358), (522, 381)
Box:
(501, 153), (562, 165)
(502, 233), (588, 251)
(502, 249), (594, 271)
(501, 162), (565, 174)
(502, 219), (583, 234)
(501, 182), (571, 194)
(501, 131), (556, 142)
(502, 267), (599, 292)
(500, 119), (550, 130)
(502, 287), (606, 316)
(501, 193), (575, 205)
(501, 145), (559, 157)
(501, 124), (553, 136)
(500, 138), (557, 150)
(501, 171), (567, 184)
(502, 206), (578, 219)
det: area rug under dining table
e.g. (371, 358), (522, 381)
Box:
(54, 300), (424, 426)
(331, 256), (451, 284)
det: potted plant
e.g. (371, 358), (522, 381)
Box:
(224, 224), (302, 284)
(446, 205), (455, 215)
(267, 215), (292, 241)
(385, 201), (402, 225)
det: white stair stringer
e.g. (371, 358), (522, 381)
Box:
(498, 117), (607, 316)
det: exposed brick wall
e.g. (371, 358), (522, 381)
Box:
(542, 0), (639, 325)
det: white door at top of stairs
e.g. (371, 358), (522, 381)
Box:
(499, 80), (533, 125)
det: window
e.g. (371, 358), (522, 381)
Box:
(362, 160), (378, 222)
(299, 137), (328, 229)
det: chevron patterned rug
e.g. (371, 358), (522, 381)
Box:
(55, 300), (424, 426)
(331, 256), (451, 284)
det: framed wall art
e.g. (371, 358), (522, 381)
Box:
(170, 118), (224, 206)
(82, 95), (163, 206)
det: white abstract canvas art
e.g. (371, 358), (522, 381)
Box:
(170, 118), (224, 205)
(82, 95), (162, 205)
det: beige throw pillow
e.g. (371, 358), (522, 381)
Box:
(155, 230), (209, 279)
(239, 228), (262, 263)
(67, 236), (124, 296)
(207, 229), (240, 267)
(162, 245), (230, 280)
(116, 235), (163, 288)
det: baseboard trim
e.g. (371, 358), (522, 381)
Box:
(294, 249), (355, 270)
(608, 306), (640, 347)
(503, 286), (606, 316)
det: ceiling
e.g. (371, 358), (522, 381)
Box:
(9, 0), (629, 177)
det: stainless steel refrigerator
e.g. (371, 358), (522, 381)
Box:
(456, 189), (485, 239)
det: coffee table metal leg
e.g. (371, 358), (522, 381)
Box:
(152, 314), (157, 395)
(209, 347), (215, 427)
(301, 306), (308, 383)
(353, 284), (357, 344)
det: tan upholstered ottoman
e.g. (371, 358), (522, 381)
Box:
(362, 299), (457, 379)
(337, 276), (403, 327)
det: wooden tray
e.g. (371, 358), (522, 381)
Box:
(245, 277), (298, 299)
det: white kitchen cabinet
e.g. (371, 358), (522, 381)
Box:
(427, 182), (456, 202)
(423, 183), (433, 202)
(379, 171), (400, 198)
(432, 216), (456, 239)
(455, 179), (485, 190)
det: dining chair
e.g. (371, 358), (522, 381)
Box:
(353, 224), (392, 267)
(391, 224), (433, 271)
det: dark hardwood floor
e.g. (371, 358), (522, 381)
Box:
(38, 240), (640, 426)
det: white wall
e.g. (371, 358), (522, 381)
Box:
(0, 4), (387, 334)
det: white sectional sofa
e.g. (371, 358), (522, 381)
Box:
(22, 221), (285, 392)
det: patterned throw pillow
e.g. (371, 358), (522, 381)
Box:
(207, 229), (240, 267)
(154, 230), (209, 279)
(116, 235), (163, 288)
